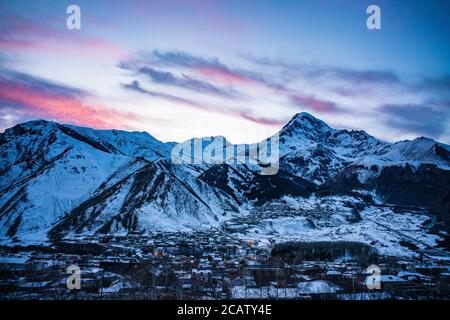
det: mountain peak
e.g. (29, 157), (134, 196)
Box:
(413, 136), (435, 143)
(286, 112), (331, 129)
(279, 112), (333, 142)
(16, 119), (53, 125)
(3, 119), (58, 137)
(292, 112), (319, 120)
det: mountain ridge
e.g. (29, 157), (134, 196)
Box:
(0, 113), (449, 242)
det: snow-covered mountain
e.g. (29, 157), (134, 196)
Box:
(0, 114), (449, 242)
(0, 120), (133, 239)
(274, 113), (387, 183)
(0, 120), (222, 241)
(61, 124), (175, 161)
(49, 159), (238, 240)
(199, 163), (316, 205)
(357, 136), (450, 169)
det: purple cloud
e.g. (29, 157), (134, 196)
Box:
(0, 9), (124, 58)
(289, 94), (339, 113)
(381, 103), (449, 138)
(243, 54), (400, 85)
(122, 80), (209, 110)
(122, 80), (283, 126)
(127, 65), (241, 98)
(121, 50), (273, 88)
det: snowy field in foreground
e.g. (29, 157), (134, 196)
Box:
(237, 196), (442, 258)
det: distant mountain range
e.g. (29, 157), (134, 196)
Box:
(1, 113), (449, 242)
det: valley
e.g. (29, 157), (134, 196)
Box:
(1, 113), (449, 299)
(1, 202), (449, 300)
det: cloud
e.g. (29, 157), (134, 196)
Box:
(1, 69), (87, 98)
(325, 68), (400, 84)
(123, 50), (264, 87)
(289, 94), (339, 113)
(244, 53), (450, 100)
(236, 112), (286, 126)
(0, 69), (138, 130)
(150, 50), (234, 73)
(414, 75), (450, 92)
(124, 51), (343, 111)
(124, 64), (241, 98)
(122, 80), (210, 110)
(120, 50), (450, 142)
(380, 103), (449, 138)
(243, 54), (401, 85)
(0, 9), (124, 58)
(121, 50), (347, 122)
(122, 80), (283, 126)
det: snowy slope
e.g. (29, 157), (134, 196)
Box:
(357, 137), (450, 170)
(186, 113), (388, 183)
(255, 113), (388, 183)
(322, 136), (450, 207)
(1, 114), (449, 244)
(263, 113), (448, 185)
(0, 120), (174, 241)
(0, 121), (138, 239)
(49, 160), (239, 239)
(63, 124), (175, 161)
(0, 120), (172, 192)
(239, 196), (441, 258)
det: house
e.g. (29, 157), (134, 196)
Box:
(102, 279), (140, 294)
(230, 275), (256, 287)
(363, 274), (406, 291)
(397, 271), (431, 282)
(192, 268), (212, 282)
(325, 270), (342, 277)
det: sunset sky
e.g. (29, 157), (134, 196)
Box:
(1, 0), (449, 144)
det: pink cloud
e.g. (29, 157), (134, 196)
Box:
(0, 81), (137, 130)
(236, 111), (286, 126)
(290, 94), (338, 113)
(193, 66), (253, 86)
(0, 11), (125, 59)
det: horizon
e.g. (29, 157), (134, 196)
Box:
(1, 112), (444, 147)
(1, 0), (449, 144)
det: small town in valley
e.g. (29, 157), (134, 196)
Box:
(1, 228), (449, 300)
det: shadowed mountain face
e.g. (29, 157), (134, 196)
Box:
(49, 160), (238, 240)
(1, 113), (449, 241)
(198, 164), (316, 205)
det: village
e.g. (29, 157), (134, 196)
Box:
(1, 229), (449, 300)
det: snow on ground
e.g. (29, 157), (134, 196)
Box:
(297, 280), (343, 294)
(240, 196), (442, 258)
(231, 280), (342, 299)
(103, 279), (139, 293)
(356, 137), (450, 171)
